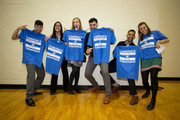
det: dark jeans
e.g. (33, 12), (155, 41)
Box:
(50, 58), (69, 92)
(141, 68), (160, 100)
(108, 59), (137, 95)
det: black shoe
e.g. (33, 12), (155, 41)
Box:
(33, 92), (42, 95)
(147, 99), (156, 110)
(142, 91), (150, 98)
(68, 90), (75, 95)
(64, 89), (68, 92)
(74, 88), (81, 93)
(25, 99), (35, 106)
(50, 91), (56, 95)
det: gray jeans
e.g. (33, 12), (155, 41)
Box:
(26, 64), (45, 99)
(85, 56), (112, 95)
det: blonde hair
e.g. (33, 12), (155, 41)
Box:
(71, 17), (83, 30)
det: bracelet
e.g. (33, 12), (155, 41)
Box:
(158, 41), (162, 44)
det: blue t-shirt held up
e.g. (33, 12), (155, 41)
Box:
(138, 30), (168, 60)
(113, 46), (141, 80)
(45, 38), (66, 75)
(63, 30), (86, 61)
(87, 27), (116, 64)
(19, 28), (45, 68)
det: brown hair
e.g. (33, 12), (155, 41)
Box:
(138, 22), (151, 41)
(71, 17), (83, 30)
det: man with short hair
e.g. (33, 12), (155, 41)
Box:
(84, 18), (115, 104)
(12, 20), (47, 106)
(108, 29), (139, 105)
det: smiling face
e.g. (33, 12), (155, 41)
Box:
(126, 31), (135, 43)
(73, 18), (80, 30)
(89, 21), (98, 30)
(34, 25), (43, 33)
(139, 24), (148, 35)
(55, 22), (61, 32)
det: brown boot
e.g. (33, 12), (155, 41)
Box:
(104, 95), (111, 104)
(112, 85), (121, 93)
(130, 95), (138, 105)
(87, 87), (100, 92)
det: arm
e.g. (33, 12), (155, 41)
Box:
(156, 38), (170, 49)
(11, 25), (27, 40)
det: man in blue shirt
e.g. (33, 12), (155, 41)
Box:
(12, 20), (48, 106)
(108, 29), (139, 105)
(85, 18), (115, 104)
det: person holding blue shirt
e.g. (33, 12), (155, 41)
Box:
(49, 21), (70, 95)
(138, 22), (169, 110)
(11, 20), (48, 106)
(64, 17), (86, 95)
(108, 29), (139, 105)
(86, 18), (116, 104)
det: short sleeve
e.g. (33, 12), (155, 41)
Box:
(87, 31), (93, 47)
(45, 38), (49, 50)
(155, 30), (168, 41)
(110, 30), (116, 44)
(62, 31), (67, 42)
(113, 47), (117, 58)
(19, 29), (25, 42)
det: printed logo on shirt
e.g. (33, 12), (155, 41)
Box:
(95, 43), (107, 48)
(69, 42), (82, 48)
(25, 36), (42, 53)
(140, 35), (155, 49)
(69, 35), (82, 41)
(119, 50), (136, 63)
(26, 36), (42, 45)
(93, 35), (107, 48)
(94, 35), (107, 41)
(47, 45), (63, 61)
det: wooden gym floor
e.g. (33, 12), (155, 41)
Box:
(0, 81), (180, 120)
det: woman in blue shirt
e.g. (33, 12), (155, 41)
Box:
(138, 22), (169, 110)
(50, 21), (70, 95)
(67, 17), (84, 95)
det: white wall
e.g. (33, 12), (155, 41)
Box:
(0, 0), (174, 86)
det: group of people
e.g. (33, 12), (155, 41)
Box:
(11, 17), (169, 111)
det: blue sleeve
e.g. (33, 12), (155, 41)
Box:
(19, 29), (25, 42)
(155, 30), (168, 41)
(138, 46), (142, 58)
(138, 40), (141, 46)
(63, 31), (67, 42)
(45, 39), (49, 50)
(111, 30), (116, 44)
(113, 48), (117, 58)
(87, 31), (93, 47)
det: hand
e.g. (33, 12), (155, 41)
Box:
(86, 47), (93, 54)
(65, 42), (67, 46)
(64, 28), (67, 31)
(45, 37), (48, 42)
(18, 25), (27, 30)
(109, 27), (114, 31)
(156, 41), (161, 49)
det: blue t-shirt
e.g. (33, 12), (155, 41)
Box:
(19, 28), (45, 68)
(87, 27), (116, 64)
(138, 30), (168, 60)
(113, 46), (141, 80)
(45, 38), (66, 75)
(63, 30), (86, 61)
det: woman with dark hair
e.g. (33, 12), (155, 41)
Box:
(50, 21), (69, 95)
(138, 22), (169, 110)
